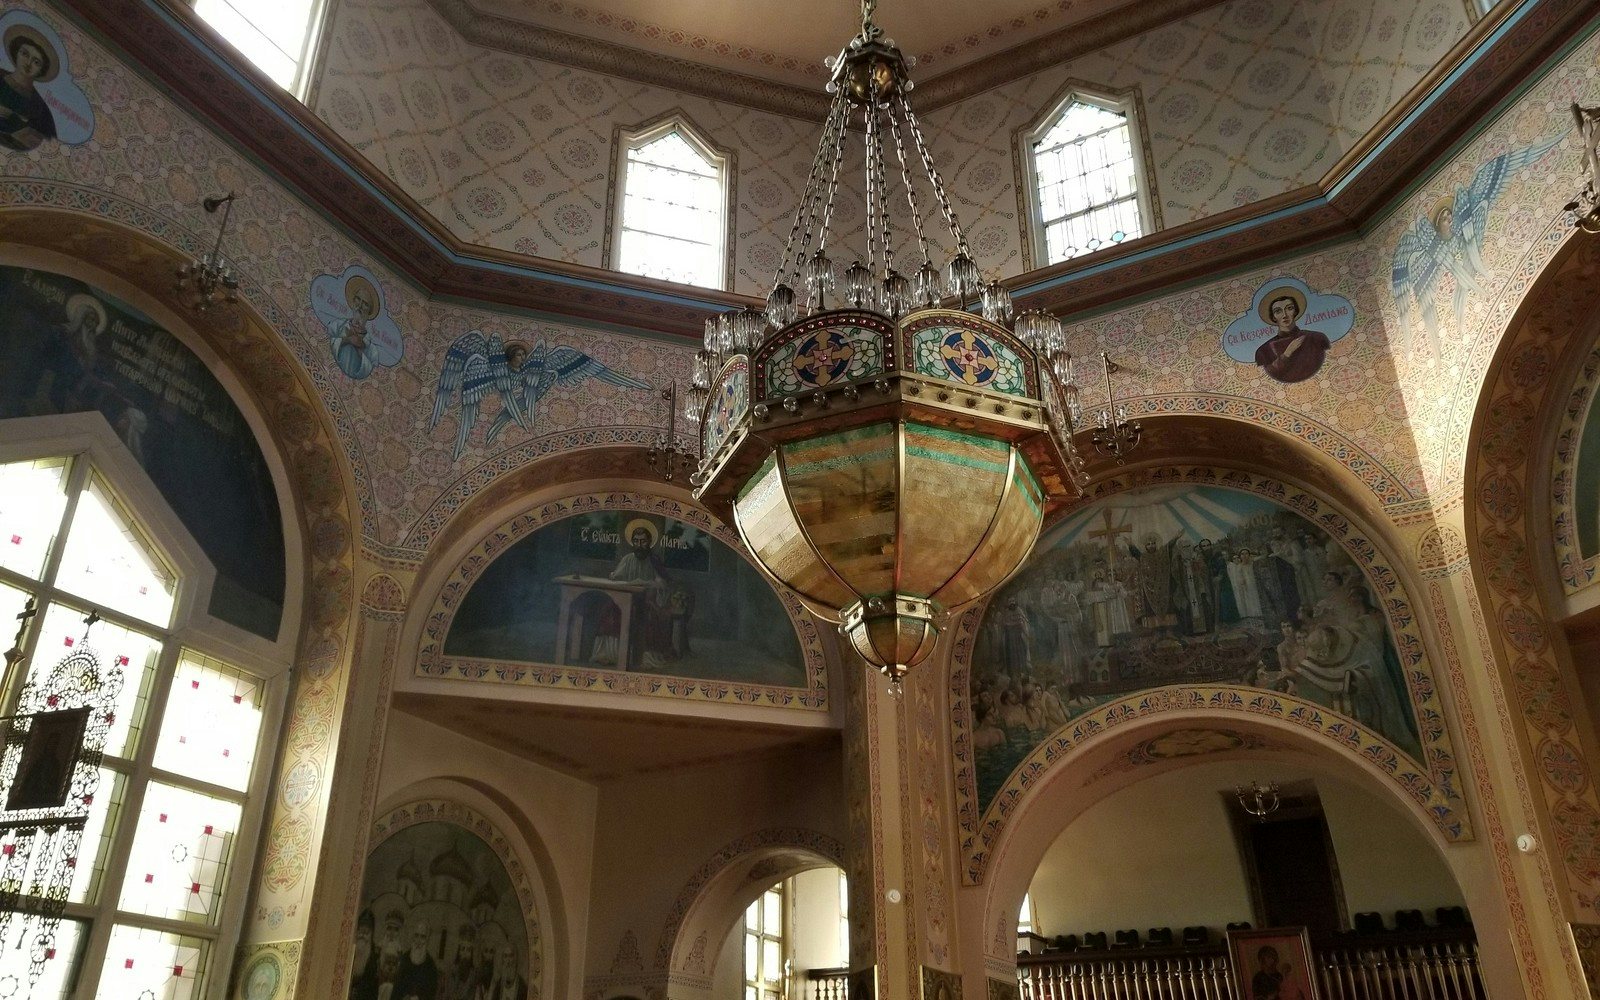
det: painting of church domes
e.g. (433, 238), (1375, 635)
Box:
(969, 485), (1421, 809)
(353, 821), (532, 1000)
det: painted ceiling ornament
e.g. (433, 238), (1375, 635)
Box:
(683, 0), (1140, 692)
(0, 9), (95, 151)
(0, 608), (122, 993)
(310, 264), (404, 381)
(429, 328), (650, 460)
(1221, 276), (1353, 384)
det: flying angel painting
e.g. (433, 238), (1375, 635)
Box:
(1390, 134), (1564, 358)
(429, 330), (651, 459)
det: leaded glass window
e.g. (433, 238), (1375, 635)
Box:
(0, 454), (276, 996)
(615, 123), (729, 289)
(744, 882), (786, 1000)
(1026, 93), (1151, 266)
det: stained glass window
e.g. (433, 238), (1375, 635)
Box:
(0, 452), (275, 996)
(617, 125), (729, 289)
(193, 0), (328, 95)
(1028, 95), (1149, 265)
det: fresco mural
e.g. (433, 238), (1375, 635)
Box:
(1389, 133), (1564, 358)
(0, 9), (94, 150)
(1221, 276), (1353, 384)
(1576, 387), (1600, 561)
(0, 265), (285, 638)
(310, 264), (404, 380)
(353, 821), (530, 1000)
(429, 329), (651, 460)
(969, 485), (1419, 808)
(443, 509), (805, 685)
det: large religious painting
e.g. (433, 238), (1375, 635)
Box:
(443, 509), (805, 686)
(353, 820), (532, 1000)
(969, 485), (1420, 809)
(0, 265), (285, 638)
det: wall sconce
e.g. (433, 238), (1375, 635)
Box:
(174, 192), (241, 311)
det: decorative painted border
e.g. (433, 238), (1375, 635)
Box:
(367, 797), (546, 999)
(1467, 231), (1600, 927)
(417, 491), (829, 709)
(949, 466), (1470, 886)
(1551, 342), (1600, 594)
(651, 827), (845, 971)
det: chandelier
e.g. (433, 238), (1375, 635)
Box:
(685, 0), (1140, 688)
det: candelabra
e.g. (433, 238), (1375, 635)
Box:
(174, 193), (241, 311)
(645, 383), (698, 481)
(1235, 781), (1282, 819)
(1089, 352), (1142, 463)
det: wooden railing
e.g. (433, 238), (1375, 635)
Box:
(808, 932), (1484, 1000)
(807, 967), (849, 1000)
(1016, 930), (1484, 1000)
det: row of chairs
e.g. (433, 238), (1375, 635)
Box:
(1028, 908), (1472, 954)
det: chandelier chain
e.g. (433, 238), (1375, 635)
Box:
(782, 96), (849, 289)
(869, 99), (897, 277)
(817, 98), (851, 252)
(898, 94), (971, 257)
(887, 108), (932, 265)
(870, 90), (883, 278)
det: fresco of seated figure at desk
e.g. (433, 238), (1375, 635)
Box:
(444, 509), (804, 686)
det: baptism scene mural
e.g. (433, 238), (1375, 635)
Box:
(969, 485), (1420, 808)
(0, 265), (285, 638)
(443, 509), (805, 686)
(352, 821), (533, 1000)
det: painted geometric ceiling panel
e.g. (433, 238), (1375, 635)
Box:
(313, 0), (1470, 288)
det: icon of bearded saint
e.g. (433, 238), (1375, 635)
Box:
(429, 329), (651, 460)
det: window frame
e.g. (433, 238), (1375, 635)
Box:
(0, 422), (288, 1000)
(1014, 82), (1159, 271)
(187, 0), (334, 100)
(607, 114), (737, 291)
(743, 880), (788, 1000)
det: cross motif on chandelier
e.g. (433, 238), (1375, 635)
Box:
(940, 331), (997, 385)
(794, 334), (855, 386)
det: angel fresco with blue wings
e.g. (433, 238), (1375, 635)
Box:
(1390, 134), (1564, 358)
(429, 330), (651, 459)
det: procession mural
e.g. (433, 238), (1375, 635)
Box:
(310, 264), (404, 380)
(0, 9), (94, 150)
(442, 508), (805, 685)
(0, 265), (286, 638)
(1221, 276), (1353, 384)
(429, 329), (650, 460)
(1388, 133), (1564, 359)
(352, 821), (532, 1000)
(968, 485), (1420, 809)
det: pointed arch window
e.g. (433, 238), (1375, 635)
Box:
(613, 120), (732, 290)
(0, 452), (278, 997)
(1021, 88), (1156, 267)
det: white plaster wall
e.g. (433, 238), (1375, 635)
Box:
(1027, 758), (1464, 938)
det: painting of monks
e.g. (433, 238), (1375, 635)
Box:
(969, 485), (1420, 809)
(352, 821), (531, 1000)
(443, 509), (805, 686)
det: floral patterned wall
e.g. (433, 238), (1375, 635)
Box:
(312, 0), (1470, 285)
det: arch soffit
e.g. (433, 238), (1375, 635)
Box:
(1462, 229), (1600, 920)
(951, 452), (1472, 887)
(654, 828), (846, 975)
(970, 712), (1472, 964)
(407, 483), (831, 710)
